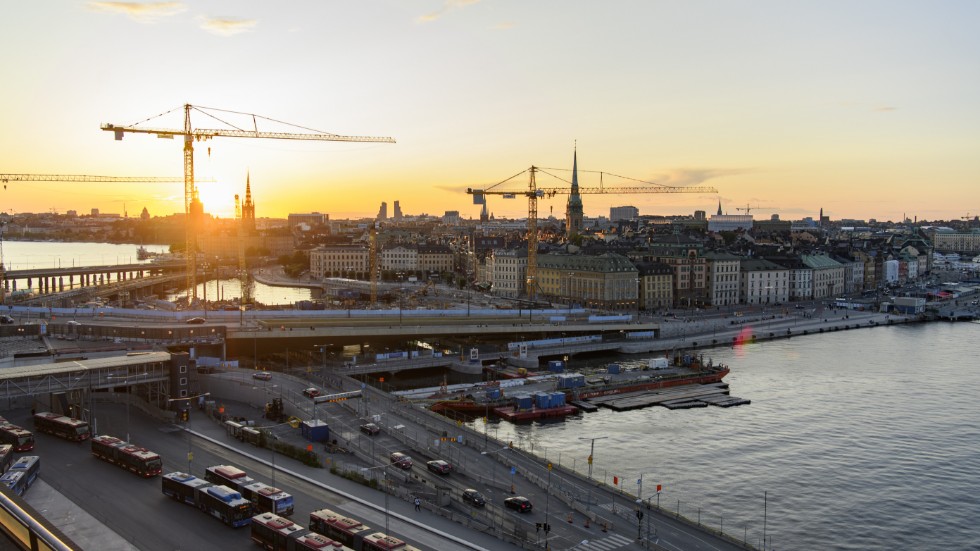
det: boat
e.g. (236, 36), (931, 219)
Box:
(428, 353), (729, 417)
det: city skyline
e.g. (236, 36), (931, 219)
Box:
(2, 2), (978, 222)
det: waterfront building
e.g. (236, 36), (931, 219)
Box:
(739, 259), (790, 305)
(802, 254), (845, 299)
(417, 245), (453, 276)
(380, 245), (418, 274)
(487, 248), (527, 299)
(703, 252), (742, 307)
(309, 245), (370, 279)
(636, 262), (674, 311)
(287, 212), (327, 229)
(765, 256), (814, 302)
(930, 229), (980, 254)
(536, 253), (638, 310)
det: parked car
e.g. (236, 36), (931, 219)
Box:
(185, 317), (207, 324)
(360, 422), (380, 436)
(0, 315), (14, 325)
(426, 460), (451, 475)
(390, 452), (413, 469)
(252, 372), (272, 381)
(504, 496), (533, 513)
(461, 488), (486, 507)
(302, 387), (321, 399)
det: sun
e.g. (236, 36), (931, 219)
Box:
(195, 180), (237, 218)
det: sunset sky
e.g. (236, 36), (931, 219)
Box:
(2, 1), (978, 223)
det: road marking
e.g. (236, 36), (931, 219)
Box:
(579, 533), (633, 550)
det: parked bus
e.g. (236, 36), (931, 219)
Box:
(251, 512), (353, 551)
(205, 464), (255, 491)
(7, 456), (40, 495)
(90, 435), (163, 477)
(0, 424), (34, 452)
(33, 412), (90, 441)
(0, 444), (13, 474)
(242, 481), (294, 517)
(0, 471), (29, 496)
(161, 472), (252, 528)
(308, 508), (421, 551)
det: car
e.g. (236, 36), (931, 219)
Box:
(0, 315), (14, 325)
(504, 496), (533, 513)
(390, 452), (413, 469)
(66, 320), (81, 326)
(185, 317), (207, 324)
(302, 388), (321, 399)
(794, 304), (805, 309)
(426, 460), (452, 475)
(360, 422), (380, 436)
(461, 488), (486, 507)
(252, 372), (272, 381)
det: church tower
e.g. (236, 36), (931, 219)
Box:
(242, 173), (256, 234)
(717, 199), (723, 216)
(565, 146), (584, 237)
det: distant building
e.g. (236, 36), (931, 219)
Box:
(610, 206), (639, 222)
(377, 202), (388, 221)
(288, 213), (327, 228)
(708, 214), (753, 232)
(310, 245), (370, 279)
(393, 201), (403, 221)
(443, 211), (461, 226)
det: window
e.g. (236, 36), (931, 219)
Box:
(179, 365), (187, 374)
(179, 377), (187, 386)
(179, 389), (188, 398)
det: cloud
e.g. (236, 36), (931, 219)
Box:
(198, 16), (257, 36)
(652, 167), (750, 188)
(88, 1), (186, 23)
(416, 0), (481, 23)
(873, 106), (897, 112)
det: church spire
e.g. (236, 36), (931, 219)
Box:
(565, 142), (583, 237)
(717, 199), (723, 216)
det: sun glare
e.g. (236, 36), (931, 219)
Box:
(196, 180), (237, 218)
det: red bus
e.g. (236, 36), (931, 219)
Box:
(91, 435), (163, 477)
(33, 412), (91, 441)
(0, 444), (13, 474)
(205, 464), (255, 491)
(0, 424), (34, 452)
(252, 512), (354, 551)
(308, 508), (421, 551)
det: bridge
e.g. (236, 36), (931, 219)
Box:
(3, 262), (187, 307)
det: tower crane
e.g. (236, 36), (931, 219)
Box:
(102, 104), (395, 301)
(1, 174), (208, 185)
(467, 165), (717, 299)
(735, 204), (779, 214)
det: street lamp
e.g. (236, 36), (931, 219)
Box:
(360, 463), (392, 536)
(107, 372), (148, 443)
(167, 392), (211, 473)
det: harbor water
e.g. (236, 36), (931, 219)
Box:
(479, 322), (980, 551)
(1, 241), (314, 306)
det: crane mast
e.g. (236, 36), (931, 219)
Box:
(103, 103), (395, 302)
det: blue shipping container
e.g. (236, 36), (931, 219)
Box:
(607, 363), (621, 374)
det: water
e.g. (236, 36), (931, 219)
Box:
(475, 323), (980, 550)
(1, 241), (313, 305)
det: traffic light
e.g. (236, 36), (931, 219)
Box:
(181, 409), (189, 422)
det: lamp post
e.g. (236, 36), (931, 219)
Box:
(579, 436), (608, 480)
(360, 463), (392, 536)
(480, 444), (511, 491)
(167, 392), (211, 473)
(107, 372), (147, 443)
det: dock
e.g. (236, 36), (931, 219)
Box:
(584, 383), (750, 411)
(492, 404), (579, 422)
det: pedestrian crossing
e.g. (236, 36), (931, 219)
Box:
(577, 533), (634, 550)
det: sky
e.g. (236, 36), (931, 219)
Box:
(1, 1), (978, 223)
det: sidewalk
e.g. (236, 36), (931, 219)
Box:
(24, 480), (137, 551)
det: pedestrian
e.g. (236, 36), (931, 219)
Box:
(414, 497), (421, 511)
